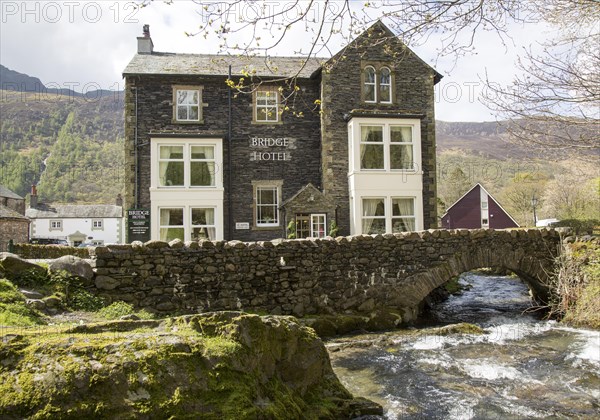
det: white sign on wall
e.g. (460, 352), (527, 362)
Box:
(235, 222), (250, 230)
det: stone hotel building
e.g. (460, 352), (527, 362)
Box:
(123, 22), (441, 242)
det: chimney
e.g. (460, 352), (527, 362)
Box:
(137, 24), (154, 54)
(30, 184), (38, 208)
(116, 194), (123, 207)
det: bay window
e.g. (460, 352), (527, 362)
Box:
(392, 198), (416, 232)
(359, 124), (415, 171)
(362, 198), (386, 234)
(159, 208), (184, 241)
(390, 126), (413, 170)
(362, 197), (416, 234)
(158, 144), (216, 187)
(191, 208), (216, 240)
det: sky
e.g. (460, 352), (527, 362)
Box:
(0, 0), (558, 122)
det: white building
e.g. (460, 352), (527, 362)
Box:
(26, 203), (124, 246)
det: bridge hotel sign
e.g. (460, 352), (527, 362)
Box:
(249, 136), (293, 161)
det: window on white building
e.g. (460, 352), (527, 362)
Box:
(360, 126), (384, 169)
(362, 198), (386, 234)
(255, 90), (279, 123)
(191, 208), (216, 240)
(158, 144), (216, 187)
(390, 126), (414, 170)
(392, 198), (416, 232)
(362, 197), (416, 234)
(358, 124), (416, 171)
(50, 220), (62, 230)
(92, 219), (103, 230)
(174, 87), (202, 122)
(159, 208), (184, 242)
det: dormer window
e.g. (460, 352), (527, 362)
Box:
(362, 64), (394, 104)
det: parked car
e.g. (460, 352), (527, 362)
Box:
(29, 238), (69, 246)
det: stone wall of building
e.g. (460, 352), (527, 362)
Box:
(320, 23), (439, 234)
(0, 219), (29, 251)
(123, 74), (322, 242)
(91, 229), (561, 321)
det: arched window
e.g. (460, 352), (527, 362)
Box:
(364, 66), (376, 102)
(379, 67), (391, 103)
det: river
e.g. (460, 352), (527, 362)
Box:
(328, 272), (600, 419)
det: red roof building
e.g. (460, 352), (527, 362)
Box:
(441, 183), (519, 229)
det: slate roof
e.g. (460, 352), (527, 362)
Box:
(0, 185), (24, 200)
(123, 52), (324, 79)
(26, 205), (122, 219)
(0, 204), (29, 220)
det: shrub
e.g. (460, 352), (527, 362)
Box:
(0, 278), (45, 326)
(553, 219), (600, 235)
(98, 301), (135, 320)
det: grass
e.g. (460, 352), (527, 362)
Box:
(550, 241), (600, 329)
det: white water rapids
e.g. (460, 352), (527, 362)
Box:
(329, 272), (600, 419)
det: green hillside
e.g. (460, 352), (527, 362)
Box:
(0, 90), (124, 203)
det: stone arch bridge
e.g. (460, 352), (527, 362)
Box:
(91, 229), (562, 322)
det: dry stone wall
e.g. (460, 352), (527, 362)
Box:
(90, 229), (561, 321)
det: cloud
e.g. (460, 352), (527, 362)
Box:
(0, 1), (556, 121)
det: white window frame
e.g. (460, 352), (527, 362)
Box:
(364, 66), (377, 103)
(310, 214), (327, 238)
(254, 89), (279, 123)
(379, 67), (392, 104)
(361, 197), (417, 234)
(49, 220), (62, 230)
(91, 219), (103, 230)
(173, 86), (202, 123)
(391, 197), (416, 233)
(190, 207), (217, 241)
(358, 123), (416, 172)
(255, 185), (281, 227)
(157, 143), (217, 189)
(389, 125), (414, 170)
(359, 125), (385, 170)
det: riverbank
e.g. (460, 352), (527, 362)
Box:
(552, 237), (600, 329)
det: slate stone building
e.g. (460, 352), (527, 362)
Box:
(0, 185), (29, 251)
(123, 22), (441, 242)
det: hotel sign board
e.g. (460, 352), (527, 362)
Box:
(127, 209), (150, 242)
(249, 137), (293, 161)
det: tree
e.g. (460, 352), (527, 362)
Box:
(542, 174), (599, 220)
(484, 0), (599, 153)
(438, 167), (471, 211)
(499, 172), (548, 226)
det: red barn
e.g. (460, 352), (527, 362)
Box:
(441, 183), (519, 229)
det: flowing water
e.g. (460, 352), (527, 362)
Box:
(329, 272), (600, 419)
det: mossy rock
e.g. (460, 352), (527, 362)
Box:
(0, 311), (382, 419)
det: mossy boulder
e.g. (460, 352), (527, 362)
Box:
(0, 253), (47, 283)
(0, 311), (382, 419)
